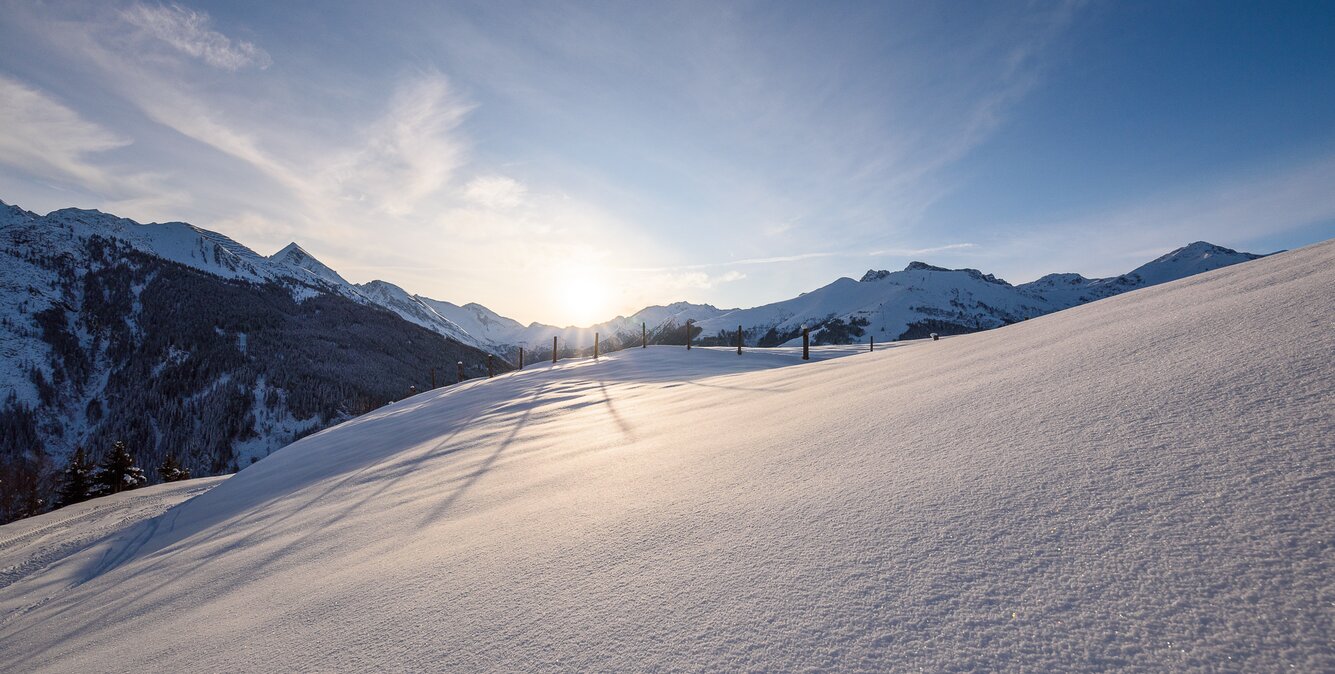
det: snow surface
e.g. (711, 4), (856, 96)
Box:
(0, 241), (1331, 672)
(0, 478), (227, 596)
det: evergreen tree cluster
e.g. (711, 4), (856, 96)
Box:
(52, 441), (154, 508)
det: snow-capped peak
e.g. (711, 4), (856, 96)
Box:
(1125, 241), (1264, 287)
(268, 242), (351, 288)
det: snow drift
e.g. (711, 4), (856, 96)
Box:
(0, 240), (1331, 672)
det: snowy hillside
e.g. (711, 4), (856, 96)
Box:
(1, 239), (1329, 672)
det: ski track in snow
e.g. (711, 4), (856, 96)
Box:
(0, 479), (226, 612)
(0, 241), (1331, 672)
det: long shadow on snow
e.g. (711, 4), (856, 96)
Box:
(60, 347), (862, 585)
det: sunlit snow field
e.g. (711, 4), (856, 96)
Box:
(0, 241), (1331, 672)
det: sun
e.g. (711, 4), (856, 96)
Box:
(557, 274), (610, 326)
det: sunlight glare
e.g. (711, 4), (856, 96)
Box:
(557, 272), (610, 326)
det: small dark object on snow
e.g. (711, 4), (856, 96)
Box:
(930, 332), (939, 341)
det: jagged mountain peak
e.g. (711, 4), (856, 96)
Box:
(270, 241), (319, 264)
(269, 242), (350, 288)
(904, 261), (950, 272)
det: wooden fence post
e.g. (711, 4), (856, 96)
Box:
(487, 354), (494, 378)
(595, 333), (600, 359)
(430, 367), (436, 389)
(642, 322), (646, 348)
(553, 336), (558, 363)
(519, 347), (524, 370)
(686, 319), (692, 350)
(457, 360), (464, 383)
(737, 325), (742, 355)
(802, 327), (810, 360)
(870, 336), (874, 352)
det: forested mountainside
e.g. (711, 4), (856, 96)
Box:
(0, 214), (503, 523)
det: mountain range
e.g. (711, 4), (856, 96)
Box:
(0, 199), (1267, 520)
(352, 239), (1265, 353)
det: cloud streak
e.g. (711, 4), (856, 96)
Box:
(121, 3), (271, 70)
(0, 74), (173, 209)
(620, 243), (978, 273)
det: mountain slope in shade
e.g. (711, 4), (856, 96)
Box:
(0, 202), (506, 522)
(1, 239), (1328, 672)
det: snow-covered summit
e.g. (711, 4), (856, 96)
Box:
(1125, 240), (1265, 286)
(0, 204), (360, 296)
(269, 242), (353, 289)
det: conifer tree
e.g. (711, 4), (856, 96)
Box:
(57, 447), (94, 507)
(157, 454), (191, 483)
(92, 441), (147, 496)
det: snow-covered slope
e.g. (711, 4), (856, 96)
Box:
(354, 280), (484, 348)
(415, 295), (533, 350)
(2, 240), (1329, 672)
(0, 477), (227, 591)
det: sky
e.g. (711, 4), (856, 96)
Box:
(1, 0), (1333, 326)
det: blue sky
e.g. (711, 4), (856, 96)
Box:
(1, 1), (1333, 325)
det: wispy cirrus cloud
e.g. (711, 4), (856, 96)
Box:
(121, 3), (271, 70)
(325, 76), (473, 216)
(651, 269), (747, 291)
(0, 74), (128, 183)
(0, 74), (175, 210)
(462, 175), (527, 210)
